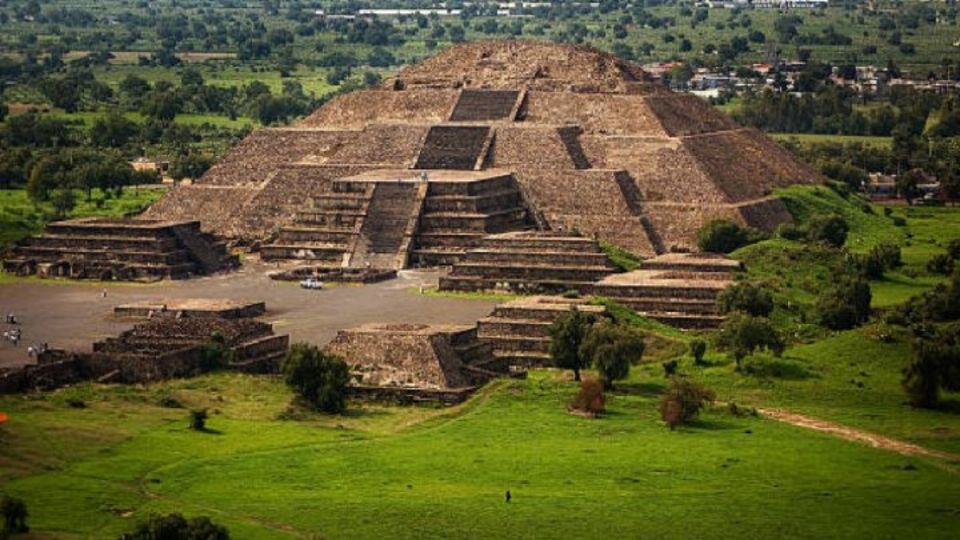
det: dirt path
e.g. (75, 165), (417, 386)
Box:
(759, 408), (960, 462)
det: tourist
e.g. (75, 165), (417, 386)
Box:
(101, 288), (107, 299)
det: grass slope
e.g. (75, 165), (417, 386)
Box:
(1, 372), (958, 539)
(0, 187), (165, 250)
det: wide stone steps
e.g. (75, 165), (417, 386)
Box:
(409, 248), (465, 267)
(27, 234), (180, 251)
(13, 246), (193, 265)
(478, 335), (551, 353)
(477, 317), (552, 339)
(418, 208), (528, 233)
(415, 232), (486, 249)
(426, 175), (515, 196)
(491, 350), (552, 366)
(465, 249), (613, 266)
(477, 236), (602, 253)
(260, 243), (347, 262)
(449, 89), (520, 121)
(588, 283), (725, 300)
(451, 262), (615, 282)
(423, 189), (521, 213)
(276, 227), (355, 244)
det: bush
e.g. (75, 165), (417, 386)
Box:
(1, 495), (29, 535)
(198, 331), (229, 371)
(927, 253), (955, 275)
(189, 409), (208, 431)
(891, 215), (907, 227)
(120, 513), (229, 540)
(283, 343), (351, 414)
(860, 242), (902, 279)
(568, 378), (605, 416)
(896, 271), (960, 324)
(716, 314), (785, 370)
(817, 275), (872, 330)
(805, 214), (848, 247)
(549, 307), (596, 381)
(717, 282), (774, 317)
(690, 339), (707, 365)
(579, 321), (645, 390)
(696, 219), (764, 253)
(662, 359), (678, 377)
(658, 378), (716, 430)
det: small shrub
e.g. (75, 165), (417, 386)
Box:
(662, 359), (678, 377)
(189, 409), (208, 431)
(283, 343), (351, 414)
(717, 282), (774, 317)
(891, 215), (907, 227)
(65, 398), (86, 409)
(120, 513), (229, 540)
(158, 396), (184, 408)
(902, 324), (960, 409)
(658, 378), (716, 430)
(927, 253), (955, 275)
(569, 378), (605, 416)
(860, 242), (902, 279)
(696, 219), (765, 253)
(883, 207), (893, 217)
(690, 339), (707, 365)
(727, 402), (758, 417)
(805, 214), (848, 248)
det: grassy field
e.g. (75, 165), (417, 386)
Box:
(0, 187), (167, 249)
(1, 369), (958, 539)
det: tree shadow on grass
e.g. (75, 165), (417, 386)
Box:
(191, 427), (223, 435)
(613, 381), (666, 397)
(685, 418), (742, 431)
(743, 357), (819, 381)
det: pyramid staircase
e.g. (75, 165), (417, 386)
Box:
(2, 218), (238, 281)
(586, 253), (742, 329)
(438, 232), (618, 294)
(449, 90), (522, 122)
(347, 181), (426, 270)
(410, 173), (532, 267)
(477, 296), (607, 367)
(414, 126), (491, 170)
(261, 180), (374, 267)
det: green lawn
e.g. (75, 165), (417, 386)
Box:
(0, 187), (166, 249)
(1, 371), (958, 539)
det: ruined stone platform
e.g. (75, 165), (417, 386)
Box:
(3, 217), (238, 281)
(324, 323), (511, 398)
(113, 299), (266, 319)
(587, 253), (741, 329)
(478, 296), (607, 366)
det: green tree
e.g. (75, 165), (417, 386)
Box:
(805, 214), (848, 248)
(170, 153), (213, 182)
(690, 339), (707, 365)
(283, 343), (351, 414)
(696, 219), (763, 253)
(717, 313), (784, 370)
(548, 307), (596, 382)
(717, 282), (774, 317)
(816, 275), (871, 330)
(579, 321), (645, 390)
(50, 188), (77, 218)
(902, 323), (960, 408)
(90, 112), (139, 148)
(189, 409), (208, 431)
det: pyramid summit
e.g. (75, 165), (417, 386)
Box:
(145, 39), (821, 263)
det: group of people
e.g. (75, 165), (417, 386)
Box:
(3, 312), (48, 358)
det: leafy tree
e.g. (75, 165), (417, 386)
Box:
(717, 282), (774, 317)
(0, 495), (28, 534)
(170, 153), (213, 182)
(696, 219), (763, 253)
(579, 321), (645, 390)
(120, 513), (228, 540)
(716, 313), (784, 370)
(927, 253), (955, 275)
(659, 378), (715, 430)
(141, 90), (181, 123)
(902, 323), (960, 409)
(859, 243), (902, 279)
(283, 343), (351, 414)
(896, 168), (924, 205)
(548, 307), (596, 382)
(816, 275), (872, 330)
(805, 214), (848, 248)
(90, 112), (139, 148)
(50, 188), (77, 218)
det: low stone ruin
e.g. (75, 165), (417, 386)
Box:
(324, 323), (515, 404)
(2, 218), (238, 281)
(477, 296), (607, 366)
(587, 253), (742, 329)
(0, 310), (288, 393)
(113, 299), (266, 320)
